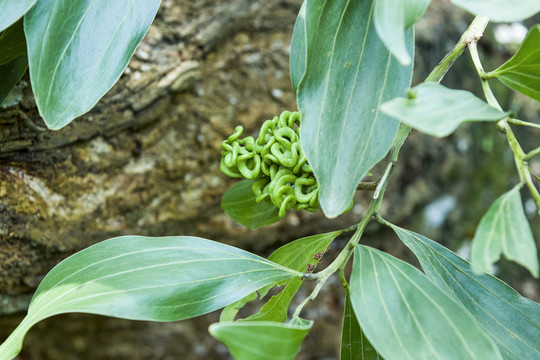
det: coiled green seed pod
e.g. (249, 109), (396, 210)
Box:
(220, 110), (319, 217)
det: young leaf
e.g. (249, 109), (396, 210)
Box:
(381, 82), (509, 137)
(221, 180), (281, 229)
(341, 292), (380, 360)
(291, 0), (413, 218)
(0, 0), (36, 32)
(0, 56), (28, 107)
(450, 0), (540, 22)
(267, 231), (341, 271)
(471, 186), (539, 277)
(374, 0), (430, 65)
(209, 318), (313, 360)
(0, 20), (27, 66)
(350, 245), (501, 360)
(488, 25), (540, 102)
(390, 225), (540, 360)
(0, 236), (301, 360)
(24, 0), (161, 130)
(245, 231), (341, 322)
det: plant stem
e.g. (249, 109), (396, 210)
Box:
(356, 179), (380, 191)
(425, 16), (489, 82)
(339, 269), (350, 293)
(469, 37), (540, 213)
(0, 316), (34, 360)
(293, 15), (493, 316)
(509, 118), (540, 130)
(499, 121), (540, 211)
(526, 146), (540, 161)
(468, 41), (502, 111)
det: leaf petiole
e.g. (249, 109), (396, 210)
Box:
(509, 118), (540, 130)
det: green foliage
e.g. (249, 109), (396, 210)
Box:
(0, 56), (27, 107)
(350, 245), (501, 360)
(0, 19), (28, 106)
(0, 0), (36, 32)
(450, 0), (540, 22)
(381, 82), (509, 137)
(291, 0), (413, 218)
(220, 111), (319, 218)
(390, 225), (540, 360)
(221, 180), (281, 229)
(374, 0), (430, 65)
(220, 230), (340, 323)
(340, 292), (380, 360)
(289, 1), (306, 95)
(244, 231), (340, 322)
(209, 318), (312, 360)
(471, 186), (539, 277)
(0, 20), (26, 66)
(24, 0), (161, 129)
(488, 25), (540, 102)
(0, 236), (300, 360)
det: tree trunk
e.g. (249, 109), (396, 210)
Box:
(1, 1), (538, 359)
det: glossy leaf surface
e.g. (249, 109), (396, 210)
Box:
(0, 20), (26, 66)
(0, 0), (36, 32)
(0, 236), (300, 360)
(341, 292), (380, 360)
(374, 0), (429, 65)
(451, 0), (540, 22)
(291, 0), (413, 217)
(350, 245), (501, 360)
(489, 25), (540, 102)
(245, 231), (341, 322)
(221, 180), (281, 229)
(209, 319), (312, 360)
(0, 56), (27, 106)
(471, 187), (538, 277)
(24, 0), (161, 130)
(381, 82), (509, 137)
(391, 225), (540, 360)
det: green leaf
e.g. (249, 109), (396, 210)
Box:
(0, 55), (27, 107)
(0, 236), (301, 360)
(374, 0), (430, 65)
(245, 231), (341, 322)
(292, 0), (413, 218)
(450, 0), (540, 22)
(471, 186), (539, 277)
(221, 180), (281, 229)
(530, 167), (540, 183)
(350, 245), (501, 360)
(267, 231), (340, 271)
(0, 0), (36, 32)
(341, 292), (381, 360)
(290, 1), (306, 94)
(390, 225), (540, 360)
(0, 20), (27, 66)
(209, 318), (312, 360)
(24, 0), (161, 130)
(489, 25), (540, 102)
(381, 82), (509, 137)
(219, 292), (258, 322)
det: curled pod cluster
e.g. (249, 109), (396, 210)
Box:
(220, 111), (319, 217)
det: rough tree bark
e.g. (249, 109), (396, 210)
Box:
(0, 1), (538, 359)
